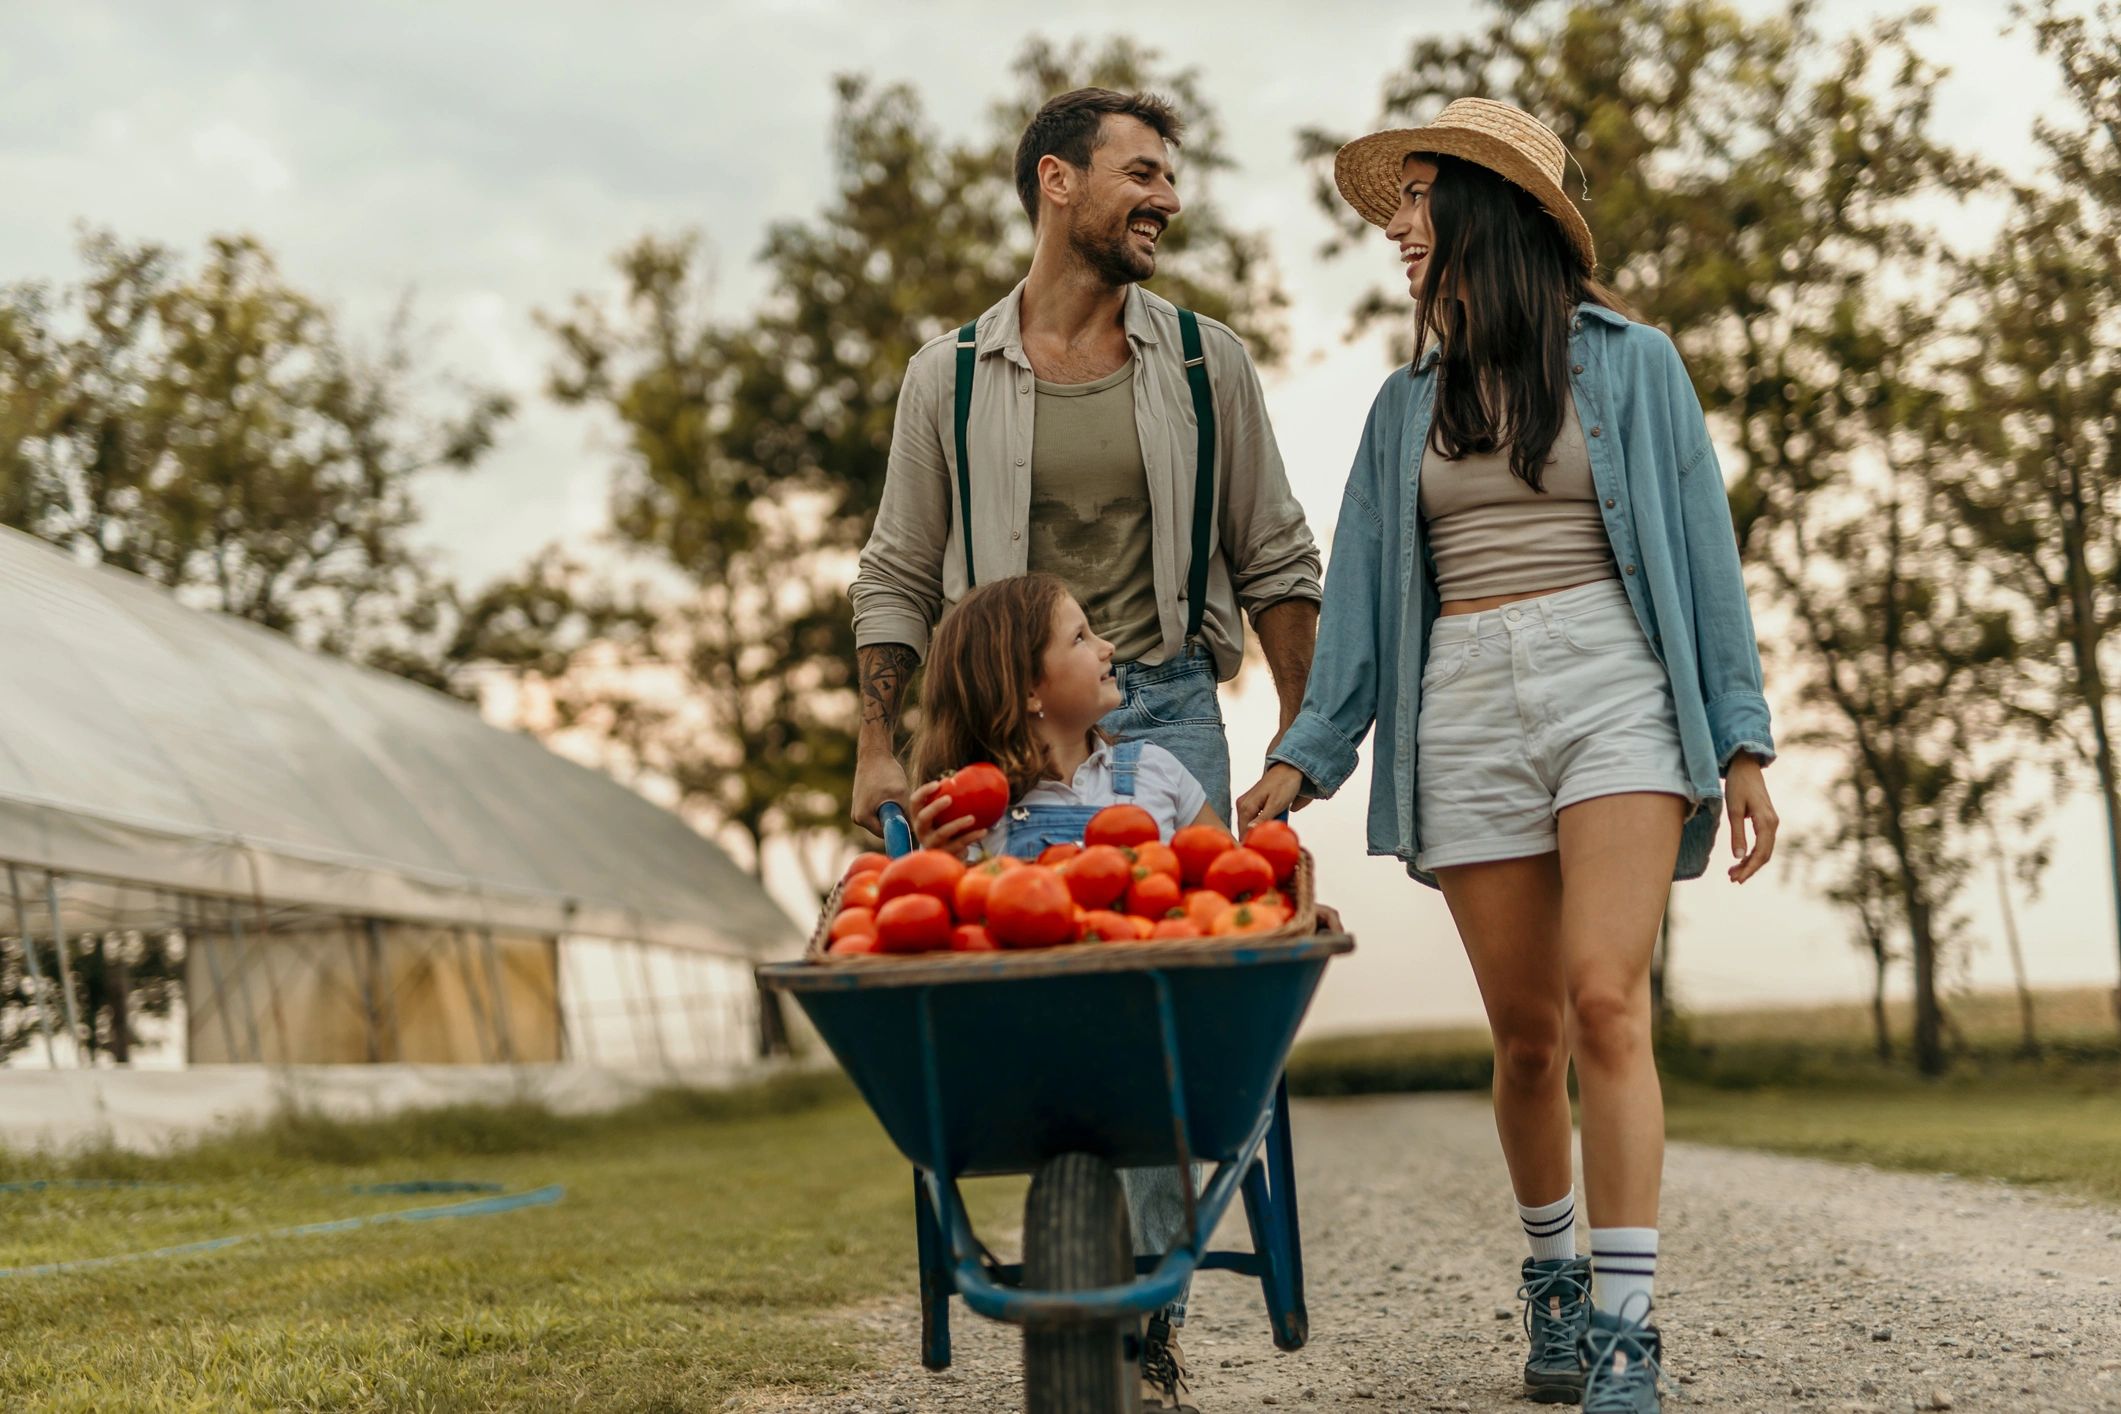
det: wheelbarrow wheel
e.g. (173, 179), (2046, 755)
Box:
(1021, 1152), (1141, 1414)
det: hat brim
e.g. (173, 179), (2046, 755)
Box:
(1333, 126), (1596, 272)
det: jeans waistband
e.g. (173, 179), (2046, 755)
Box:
(1429, 577), (1630, 644)
(1113, 641), (1213, 690)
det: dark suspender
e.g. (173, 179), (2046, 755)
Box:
(952, 309), (1217, 641)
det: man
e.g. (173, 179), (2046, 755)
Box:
(849, 87), (1323, 1411)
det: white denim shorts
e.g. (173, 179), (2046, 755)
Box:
(1414, 578), (1698, 872)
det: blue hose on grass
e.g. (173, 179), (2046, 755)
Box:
(0, 1180), (563, 1278)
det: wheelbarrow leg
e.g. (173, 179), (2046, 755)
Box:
(914, 1167), (952, 1370)
(1240, 1073), (1309, 1351)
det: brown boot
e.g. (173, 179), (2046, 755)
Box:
(1138, 1314), (1199, 1412)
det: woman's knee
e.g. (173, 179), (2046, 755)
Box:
(1566, 983), (1650, 1070)
(1489, 1017), (1567, 1088)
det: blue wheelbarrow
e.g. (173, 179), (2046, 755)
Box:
(756, 802), (1352, 1412)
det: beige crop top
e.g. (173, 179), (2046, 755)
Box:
(1418, 390), (1618, 601)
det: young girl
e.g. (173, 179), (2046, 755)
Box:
(909, 572), (1221, 860)
(1240, 99), (1779, 1412)
(904, 570), (1217, 1413)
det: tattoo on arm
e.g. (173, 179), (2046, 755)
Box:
(859, 643), (919, 734)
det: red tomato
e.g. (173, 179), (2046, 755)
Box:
(952, 856), (1021, 924)
(841, 874), (881, 911)
(878, 850), (968, 912)
(1125, 871), (1183, 920)
(1127, 841), (1182, 884)
(1242, 820), (1301, 884)
(937, 762), (1011, 832)
(829, 907), (877, 943)
(1203, 847), (1275, 902)
(1038, 842), (1083, 868)
(1171, 824), (1237, 886)
(1060, 844), (1133, 909)
(1183, 888), (1231, 933)
(950, 923), (999, 952)
(827, 932), (878, 957)
(1210, 900), (1292, 936)
(985, 866), (1078, 948)
(1150, 916), (1197, 940)
(1076, 909), (1137, 942)
(1084, 804), (1160, 850)
(874, 894), (953, 953)
(843, 852), (890, 879)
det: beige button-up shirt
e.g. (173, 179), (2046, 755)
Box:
(850, 281), (1322, 681)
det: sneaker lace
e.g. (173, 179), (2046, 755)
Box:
(1515, 1261), (1591, 1358)
(1580, 1299), (1661, 1413)
(1141, 1317), (1191, 1398)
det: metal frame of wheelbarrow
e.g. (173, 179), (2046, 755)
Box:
(906, 973), (1313, 1368)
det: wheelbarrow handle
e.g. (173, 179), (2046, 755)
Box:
(880, 800), (916, 859)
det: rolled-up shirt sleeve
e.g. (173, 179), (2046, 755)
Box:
(851, 349), (951, 660)
(1213, 330), (1323, 619)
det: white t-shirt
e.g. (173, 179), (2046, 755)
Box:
(977, 741), (1208, 857)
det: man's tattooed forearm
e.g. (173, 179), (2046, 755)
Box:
(859, 643), (918, 730)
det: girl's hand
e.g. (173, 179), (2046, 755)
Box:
(911, 779), (986, 859)
(1234, 762), (1312, 837)
(1725, 754), (1779, 883)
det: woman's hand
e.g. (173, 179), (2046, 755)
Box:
(1725, 754), (1779, 884)
(911, 779), (987, 859)
(1234, 762), (1312, 837)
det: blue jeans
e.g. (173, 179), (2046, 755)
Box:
(1098, 642), (1231, 1324)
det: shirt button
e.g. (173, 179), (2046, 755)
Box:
(1572, 363), (1584, 374)
(1011, 530), (1021, 541)
(1015, 456), (1026, 467)
(1589, 425), (1603, 437)
(1624, 563), (1637, 575)
(1604, 498), (1616, 508)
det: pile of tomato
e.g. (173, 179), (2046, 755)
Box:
(826, 803), (1304, 957)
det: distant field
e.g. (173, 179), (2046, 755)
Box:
(1288, 986), (2121, 1206)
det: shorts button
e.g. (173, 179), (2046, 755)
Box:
(1624, 563), (1637, 575)
(1506, 609), (1521, 621)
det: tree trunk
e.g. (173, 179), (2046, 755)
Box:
(1650, 896), (1674, 1038)
(1870, 939), (1892, 1062)
(1905, 886), (1944, 1076)
(108, 951), (132, 1065)
(1988, 822), (2040, 1058)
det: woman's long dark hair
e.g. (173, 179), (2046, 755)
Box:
(1411, 154), (1632, 492)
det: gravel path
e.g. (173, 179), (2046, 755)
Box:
(739, 1094), (2121, 1413)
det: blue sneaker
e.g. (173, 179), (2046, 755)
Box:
(1578, 1301), (1662, 1413)
(1516, 1256), (1592, 1402)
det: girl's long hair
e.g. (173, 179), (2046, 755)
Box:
(1411, 153), (1633, 492)
(911, 572), (1075, 802)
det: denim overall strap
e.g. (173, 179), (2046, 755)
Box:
(1109, 738), (1144, 800)
(997, 803), (1101, 860)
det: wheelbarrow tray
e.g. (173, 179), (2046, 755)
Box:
(759, 934), (1349, 1177)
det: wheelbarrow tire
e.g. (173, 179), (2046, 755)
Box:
(1022, 1152), (1141, 1414)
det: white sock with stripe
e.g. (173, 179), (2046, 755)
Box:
(1516, 1192), (1577, 1263)
(1589, 1226), (1657, 1318)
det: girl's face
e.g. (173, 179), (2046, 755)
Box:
(1030, 594), (1120, 728)
(1385, 155), (1439, 296)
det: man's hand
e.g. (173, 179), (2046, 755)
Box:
(852, 750), (911, 839)
(1234, 762), (1313, 837)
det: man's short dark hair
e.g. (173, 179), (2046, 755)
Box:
(1014, 87), (1184, 225)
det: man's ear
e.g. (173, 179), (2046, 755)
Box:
(1037, 153), (1077, 216)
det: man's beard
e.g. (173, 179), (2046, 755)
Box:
(1069, 210), (1156, 286)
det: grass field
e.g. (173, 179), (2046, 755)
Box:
(1289, 985), (2121, 1206)
(0, 1073), (1003, 1413)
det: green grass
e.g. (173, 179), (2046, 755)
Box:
(1289, 986), (2121, 1206)
(0, 1072), (1020, 1413)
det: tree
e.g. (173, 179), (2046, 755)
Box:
(0, 229), (513, 686)
(1311, 2), (2002, 1070)
(1942, 0), (2121, 1030)
(532, 40), (1288, 894)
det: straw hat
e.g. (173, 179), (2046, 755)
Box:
(1333, 97), (1595, 271)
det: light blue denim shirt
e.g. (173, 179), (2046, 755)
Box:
(1267, 303), (1775, 888)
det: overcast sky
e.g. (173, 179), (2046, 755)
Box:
(4, 1), (2108, 1033)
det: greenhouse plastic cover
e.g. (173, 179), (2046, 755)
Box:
(0, 526), (800, 959)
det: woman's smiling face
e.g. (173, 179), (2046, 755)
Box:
(1386, 155), (1439, 294)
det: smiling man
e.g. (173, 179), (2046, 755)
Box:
(848, 88), (1322, 1411)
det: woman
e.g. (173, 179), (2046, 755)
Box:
(1238, 99), (1778, 1413)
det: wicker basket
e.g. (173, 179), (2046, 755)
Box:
(807, 849), (1319, 967)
